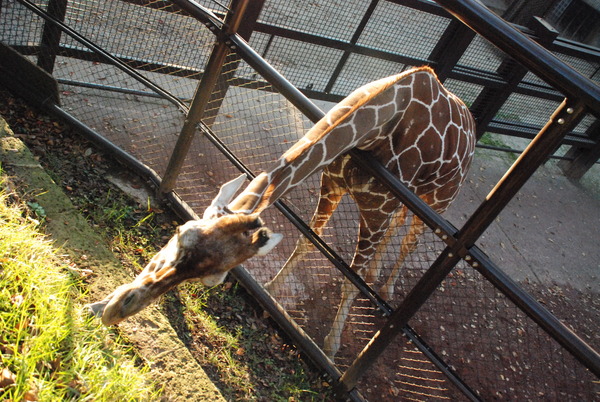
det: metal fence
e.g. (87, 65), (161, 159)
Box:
(1, 0), (599, 400)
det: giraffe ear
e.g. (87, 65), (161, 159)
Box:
(203, 174), (247, 219)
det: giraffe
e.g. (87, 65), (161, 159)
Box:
(262, 66), (476, 357)
(89, 67), (476, 354)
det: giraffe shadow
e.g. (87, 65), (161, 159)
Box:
(162, 289), (194, 347)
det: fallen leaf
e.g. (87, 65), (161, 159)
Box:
(0, 367), (16, 388)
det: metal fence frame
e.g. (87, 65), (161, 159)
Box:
(11, 0), (599, 176)
(173, 0), (600, 178)
(1, 0), (599, 400)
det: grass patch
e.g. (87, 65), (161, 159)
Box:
(0, 171), (160, 401)
(478, 132), (518, 163)
(167, 283), (329, 401)
(479, 132), (508, 149)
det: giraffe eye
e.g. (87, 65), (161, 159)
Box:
(123, 293), (135, 306)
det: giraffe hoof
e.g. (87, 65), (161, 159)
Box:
(322, 334), (340, 359)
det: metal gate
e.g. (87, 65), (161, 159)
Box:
(0, 0), (599, 399)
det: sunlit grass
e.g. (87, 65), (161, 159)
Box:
(0, 171), (160, 401)
(175, 284), (254, 398)
(174, 283), (326, 401)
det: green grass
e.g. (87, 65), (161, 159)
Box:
(0, 172), (160, 401)
(171, 283), (329, 401)
(478, 132), (518, 163)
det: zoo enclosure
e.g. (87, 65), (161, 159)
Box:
(1, 0), (599, 400)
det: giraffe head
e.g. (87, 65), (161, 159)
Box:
(88, 175), (283, 326)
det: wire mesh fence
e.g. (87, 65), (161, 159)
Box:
(410, 260), (599, 400)
(1, 0), (599, 400)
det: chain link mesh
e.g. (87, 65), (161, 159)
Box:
(1, 0), (598, 400)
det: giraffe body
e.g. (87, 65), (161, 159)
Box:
(264, 67), (476, 356)
(90, 67), (475, 351)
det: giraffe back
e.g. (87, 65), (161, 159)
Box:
(228, 67), (475, 215)
(329, 67), (476, 213)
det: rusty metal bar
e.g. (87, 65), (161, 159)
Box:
(459, 100), (587, 248)
(159, 0), (251, 194)
(339, 99), (594, 391)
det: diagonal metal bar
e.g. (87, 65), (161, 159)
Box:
(433, 0), (600, 117)
(339, 99), (600, 391)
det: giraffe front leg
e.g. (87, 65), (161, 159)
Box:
(381, 215), (426, 301)
(323, 278), (359, 358)
(362, 206), (408, 285)
(323, 208), (393, 359)
(265, 171), (345, 310)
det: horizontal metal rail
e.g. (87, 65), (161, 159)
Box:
(11, 43), (593, 151)
(9, 8), (594, 153)
(250, 21), (569, 99)
(434, 0), (600, 117)
(209, 0), (600, 66)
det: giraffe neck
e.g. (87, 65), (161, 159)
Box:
(227, 67), (444, 215)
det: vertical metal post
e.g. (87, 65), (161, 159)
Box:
(159, 0), (252, 194)
(558, 120), (600, 179)
(159, 42), (231, 193)
(428, 19), (475, 82)
(470, 17), (558, 139)
(338, 99), (587, 392)
(37, 0), (68, 73)
(201, 0), (265, 127)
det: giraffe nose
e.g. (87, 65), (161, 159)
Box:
(256, 230), (283, 256)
